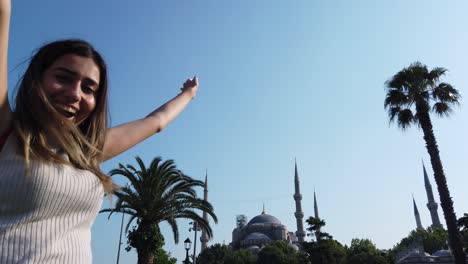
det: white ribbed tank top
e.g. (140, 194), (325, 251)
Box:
(0, 134), (104, 264)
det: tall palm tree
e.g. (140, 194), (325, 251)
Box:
(384, 62), (465, 263)
(305, 216), (331, 243)
(100, 156), (218, 264)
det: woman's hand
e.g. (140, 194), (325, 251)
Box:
(180, 76), (199, 99)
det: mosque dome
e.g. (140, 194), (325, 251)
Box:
(241, 232), (272, 248)
(244, 232), (272, 241)
(247, 210), (282, 225)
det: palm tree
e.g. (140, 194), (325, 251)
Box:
(100, 156), (218, 264)
(384, 62), (465, 263)
(305, 216), (331, 243)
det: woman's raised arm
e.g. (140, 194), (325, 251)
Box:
(0, 0), (12, 135)
(101, 76), (199, 161)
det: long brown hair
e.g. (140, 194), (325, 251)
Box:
(13, 39), (117, 194)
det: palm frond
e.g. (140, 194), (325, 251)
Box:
(384, 89), (409, 109)
(160, 159), (177, 173)
(427, 67), (447, 86)
(432, 102), (452, 117)
(99, 208), (137, 219)
(109, 166), (142, 192)
(125, 215), (139, 233)
(102, 156), (218, 249)
(397, 109), (415, 130)
(166, 217), (180, 244)
(134, 156), (148, 178)
(432, 83), (461, 104)
(115, 186), (142, 209)
(384, 62), (461, 132)
(387, 106), (400, 124)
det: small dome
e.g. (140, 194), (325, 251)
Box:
(289, 244), (299, 251)
(406, 251), (422, 258)
(433, 249), (453, 257)
(247, 214), (281, 225)
(244, 232), (272, 241)
(247, 245), (260, 254)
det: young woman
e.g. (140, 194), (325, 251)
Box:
(0, 1), (199, 263)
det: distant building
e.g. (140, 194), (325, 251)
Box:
(230, 206), (294, 253)
(398, 248), (467, 264)
(396, 162), (468, 263)
(421, 161), (442, 229)
(229, 160), (308, 253)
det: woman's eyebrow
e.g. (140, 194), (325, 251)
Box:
(54, 67), (99, 87)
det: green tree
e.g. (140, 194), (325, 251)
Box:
(384, 62), (465, 264)
(125, 225), (176, 264)
(306, 216), (332, 242)
(196, 244), (230, 264)
(345, 238), (390, 264)
(303, 217), (345, 264)
(391, 227), (448, 257)
(458, 213), (468, 253)
(153, 247), (177, 264)
(303, 239), (346, 264)
(100, 156), (218, 264)
(197, 244), (256, 264)
(257, 240), (310, 264)
(224, 249), (256, 264)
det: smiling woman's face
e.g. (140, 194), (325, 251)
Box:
(41, 54), (100, 125)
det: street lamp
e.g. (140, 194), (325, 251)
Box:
(116, 213), (125, 264)
(116, 184), (129, 264)
(189, 221), (201, 264)
(184, 238), (192, 264)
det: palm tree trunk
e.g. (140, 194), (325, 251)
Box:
(137, 253), (154, 264)
(136, 221), (155, 264)
(418, 111), (466, 264)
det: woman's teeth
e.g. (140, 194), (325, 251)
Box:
(57, 105), (76, 117)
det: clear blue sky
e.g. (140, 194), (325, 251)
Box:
(7, 0), (468, 263)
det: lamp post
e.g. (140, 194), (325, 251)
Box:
(116, 184), (129, 264)
(189, 222), (201, 264)
(116, 213), (125, 264)
(184, 238), (192, 264)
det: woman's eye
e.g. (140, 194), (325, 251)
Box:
(82, 86), (96, 95)
(56, 75), (72, 83)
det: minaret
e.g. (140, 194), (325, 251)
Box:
(314, 189), (319, 219)
(313, 189), (320, 237)
(293, 159), (305, 243)
(413, 195), (423, 230)
(423, 161), (443, 228)
(200, 170), (209, 251)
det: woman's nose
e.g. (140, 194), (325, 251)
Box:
(65, 82), (82, 101)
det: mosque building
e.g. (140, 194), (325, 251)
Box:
(199, 160), (467, 262)
(396, 162), (468, 264)
(228, 160), (316, 253)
